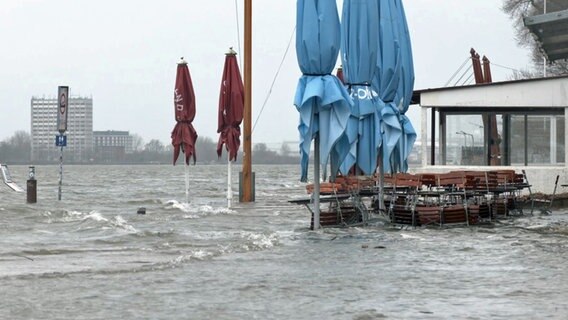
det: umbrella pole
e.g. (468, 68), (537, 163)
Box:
(227, 157), (233, 208)
(313, 136), (321, 230)
(378, 146), (385, 214)
(185, 162), (190, 204)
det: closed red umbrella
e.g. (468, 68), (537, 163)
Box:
(216, 48), (244, 161)
(171, 58), (198, 165)
(336, 66), (345, 85)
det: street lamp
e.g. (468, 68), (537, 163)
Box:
(457, 130), (474, 147)
(456, 131), (468, 147)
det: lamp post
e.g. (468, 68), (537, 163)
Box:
(457, 130), (474, 147)
(456, 131), (468, 147)
(465, 132), (474, 147)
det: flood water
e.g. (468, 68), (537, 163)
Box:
(1, 164), (567, 319)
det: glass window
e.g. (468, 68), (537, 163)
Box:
(438, 111), (564, 167)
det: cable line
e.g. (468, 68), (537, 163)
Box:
(445, 56), (471, 87)
(235, 0), (243, 67)
(252, 26), (296, 133)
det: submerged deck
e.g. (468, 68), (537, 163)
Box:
(291, 169), (559, 229)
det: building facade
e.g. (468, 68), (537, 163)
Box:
(93, 130), (134, 162)
(31, 96), (93, 162)
(414, 76), (568, 194)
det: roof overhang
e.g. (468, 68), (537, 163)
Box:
(414, 76), (568, 109)
(524, 9), (568, 62)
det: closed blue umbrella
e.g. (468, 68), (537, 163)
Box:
(294, 0), (352, 183)
(394, 0), (416, 172)
(338, 0), (380, 176)
(374, 0), (415, 173)
(294, 0), (352, 229)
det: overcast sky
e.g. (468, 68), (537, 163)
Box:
(0, 0), (533, 146)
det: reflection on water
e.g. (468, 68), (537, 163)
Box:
(0, 165), (567, 319)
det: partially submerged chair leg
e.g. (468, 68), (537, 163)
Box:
(541, 175), (560, 215)
(522, 170), (535, 215)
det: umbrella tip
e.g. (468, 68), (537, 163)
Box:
(178, 57), (187, 65)
(226, 47), (237, 56)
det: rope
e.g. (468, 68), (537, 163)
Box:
(234, 0), (242, 67)
(453, 65), (473, 87)
(491, 62), (522, 73)
(252, 26), (296, 133)
(444, 56), (471, 87)
(460, 71), (474, 86)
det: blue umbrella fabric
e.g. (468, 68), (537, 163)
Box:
(393, 0), (416, 172)
(373, 0), (412, 172)
(294, 0), (352, 182)
(338, 0), (380, 176)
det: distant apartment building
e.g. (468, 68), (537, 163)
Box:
(93, 130), (134, 162)
(30, 96), (93, 162)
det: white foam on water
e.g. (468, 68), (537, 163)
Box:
(165, 199), (234, 218)
(110, 215), (137, 233)
(170, 249), (216, 266)
(400, 233), (424, 240)
(240, 231), (280, 250)
(190, 249), (213, 260)
(82, 211), (108, 223)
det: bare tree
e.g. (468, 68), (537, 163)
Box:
(502, 0), (568, 78)
(280, 142), (291, 156)
(131, 133), (144, 151)
(144, 139), (165, 153)
(0, 130), (31, 163)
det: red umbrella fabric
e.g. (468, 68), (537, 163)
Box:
(216, 50), (244, 161)
(171, 59), (198, 165)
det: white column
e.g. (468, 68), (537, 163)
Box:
(421, 107), (428, 167)
(550, 116), (557, 165)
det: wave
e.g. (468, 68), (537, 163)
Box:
(163, 200), (234, 218)
(43, 210), (137, 233)
(0, 230), (282, 280)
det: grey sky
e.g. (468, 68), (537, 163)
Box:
(0, 0), (532, 146)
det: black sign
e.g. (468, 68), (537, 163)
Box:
(55, 135), (67, 147)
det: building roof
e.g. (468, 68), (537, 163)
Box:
(524, 9), (568, 62)
(93, 130), (130, 136)
(413, 75), (568, 109)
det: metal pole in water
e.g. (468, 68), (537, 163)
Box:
(313, 136), (321, 230)
(185, 162), (190, 204)
(56, 86), (68, 201)
(378, 147), (385, 214)
(58, 142), (63, 201)
(227, 157), (233, 208)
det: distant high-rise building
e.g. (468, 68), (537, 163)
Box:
(30, 96), (93, 162)
(93, 130), (134, 162)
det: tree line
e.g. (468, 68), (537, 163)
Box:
(0, 131), (300, 165)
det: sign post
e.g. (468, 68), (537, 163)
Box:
(56, 86), (69, 201)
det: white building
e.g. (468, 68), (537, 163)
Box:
(30, 96), (93, 162)
(413, 76), (568, 194)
